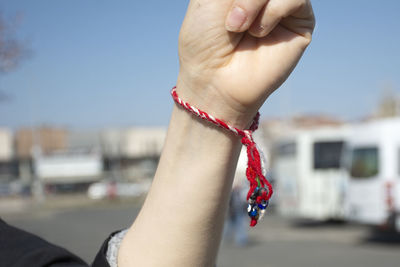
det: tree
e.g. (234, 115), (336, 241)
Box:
(0, 11), (29, 102)
(374, 84), (399, 118)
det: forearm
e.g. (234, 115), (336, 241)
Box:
(117, 0), (315, 265)
(118, 99), (243, 267)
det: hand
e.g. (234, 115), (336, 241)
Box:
(177, 0), (315, 127)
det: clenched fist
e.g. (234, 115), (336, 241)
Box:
(177, 0), (315, 127)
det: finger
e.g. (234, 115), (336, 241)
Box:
(248, 0), (312, 37)
(225, 0), (269, 33)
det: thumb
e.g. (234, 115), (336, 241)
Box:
(225, 0), (269, 32)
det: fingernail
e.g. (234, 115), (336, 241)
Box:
(226, 6), (246, 31)
(250, 24), (266, 37)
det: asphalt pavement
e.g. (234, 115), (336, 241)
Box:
(2, 197), (400, 267)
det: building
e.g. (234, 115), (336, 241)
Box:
(0, 128), (15, 182)
(0, 128), (12, 161)
(101, 127), (167, 181)
(15, 127), (67, 158)
(121, 127), (166, 158)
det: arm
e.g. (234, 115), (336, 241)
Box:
(118, 1), (315, 266)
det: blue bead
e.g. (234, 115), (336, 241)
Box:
(258, 204), (266, 210)
(250, 209), (258, 216)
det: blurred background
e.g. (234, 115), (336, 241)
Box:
(1, 0), (400, 266)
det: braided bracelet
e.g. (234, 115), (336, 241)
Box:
(171, 86), (273, 227)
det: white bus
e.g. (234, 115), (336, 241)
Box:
(274, 126), (349, 221)
(345, 118), (400, 231)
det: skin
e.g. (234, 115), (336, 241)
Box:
(118, 1), (315, 266)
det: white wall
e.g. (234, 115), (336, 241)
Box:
(36, 153), (103, 182)
(121, 127), (167, 158)
(0, 128), (13, 161)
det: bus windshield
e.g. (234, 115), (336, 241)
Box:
(350, 147), (379, 178)
(313, 141), (344, 169)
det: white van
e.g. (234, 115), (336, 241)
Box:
(274, 126), (349, 221)
(345, 118), (400, 231)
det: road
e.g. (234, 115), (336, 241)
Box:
(2, 198), (400, 267)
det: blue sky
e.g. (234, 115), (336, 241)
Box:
(0, 0), (399, 129)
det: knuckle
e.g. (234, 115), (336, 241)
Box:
(248, 0), (267, 6)
(255, 0), (267, 5)
(304, 34), (312, 45)
(297, 0), (307, 9)
(244, 0), (268, 14)
(300, 32), (313, 47)
(266, 3), (282, 19)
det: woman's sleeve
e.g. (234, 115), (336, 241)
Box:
(0, 216), (130, 267)
(92, 229), (128, 267)
(0, 218), (88, 267)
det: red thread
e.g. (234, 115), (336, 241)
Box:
(171, 87), (273, 226)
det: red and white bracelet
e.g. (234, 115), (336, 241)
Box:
(171, 86), (273, 227)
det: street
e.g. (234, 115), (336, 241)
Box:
(2, 198), (399, 267)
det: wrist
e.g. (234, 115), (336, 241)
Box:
(176, 74), (258, 129)
(169, 86), (272, 227)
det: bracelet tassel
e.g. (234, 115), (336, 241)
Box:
(171, 87), (273, 227)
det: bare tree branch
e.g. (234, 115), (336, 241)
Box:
(0, 11), (29, 73)
(0, 10), (30, 103)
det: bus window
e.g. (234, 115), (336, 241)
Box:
(276, 142), (296, 157)
(350, 147), (379, 178)
(313, 141), (344, 169)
